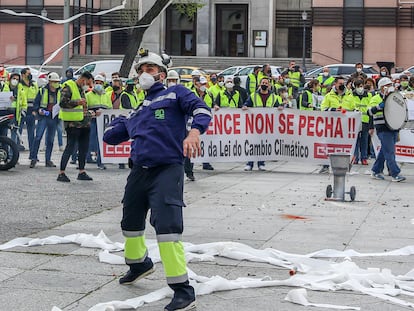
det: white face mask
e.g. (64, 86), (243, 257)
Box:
(135, 83), (141, 89)
(225, 82), (234, 89)
(82, 84), (89, 92)
(199, 85), (207, 92)
(10, 79), (18, 86)
(323, 72), (329, 77)
(94, 84), (104, 93)
(387, 86), (395, 93)
(139, 72), (155, 90)
(167, 81), (176, 88)
(218, 81), (224, 87)
(356, 87), (364, 95)
(356, 68), (362, 73)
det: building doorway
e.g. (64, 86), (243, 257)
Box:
(215, 4), (248, 57)
(165, 5), (196, 56)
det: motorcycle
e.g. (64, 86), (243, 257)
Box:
(0, 114), (19, 170)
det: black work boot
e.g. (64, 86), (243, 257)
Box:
(165, 281), (196, 311)
(119, 257), (154, 285)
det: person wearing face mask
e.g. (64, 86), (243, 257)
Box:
(319, 76), (354, 173)
(300, 79), (320, 110)
(350, 79), (373, 166)
(57, 71), (94, 182)
(398, 74), (410, 92)
(3, 72), (27, 149)
(281, 60), (305, 102)
(246, 66), (261, 94)
(242, 77), (278, 171)
(317, 67), (335, 96)
(364, 78), (377, 95)
(166, 70), (180, 88)
(209, 74), (225, 101)
(376, 66), (390, 84)
(350, 62), (367, 81)
(103, 50), (211, 311)
(61, 67), (75, 83)
(275, 87), (293, 108)
(193, 76), (215, 171)
(214, 77), (242, 109)
(208, 72), (217, 88)
(185, 69), (202, 91)
(368, 78), (405, 182)
(106, 72), (124, 108)
(120, 80), (139, 109)
(20, 67), (39, 154)
(29, 72), (62, 168)
(85, 74), (112, 169)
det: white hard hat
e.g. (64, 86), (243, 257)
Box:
(191, 69), (202, 76)
(199, 76), (208, 84)
(47, 72), (60, 82)
(378, 77), (393, 89)
(94, 74), (105, 82)
(135, 49), (172, 72)
(166, 70), (180, 80)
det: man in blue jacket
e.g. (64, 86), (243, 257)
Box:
(103, 49), (211, 311)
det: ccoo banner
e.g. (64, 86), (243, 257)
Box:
(97, 108), (362, 165)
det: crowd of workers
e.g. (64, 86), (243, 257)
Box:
(0, 59), (410, 182)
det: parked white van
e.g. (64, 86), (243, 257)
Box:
(73, 60), (137, 81)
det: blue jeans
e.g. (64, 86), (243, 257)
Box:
(87, 118), (102, 166)
(353, 123), (369, 161)
(19, 111), (35, 151)
(372, 130), (400, 177)
(247, 161), (265, 168)
(30, 116), (58, 162)
(56, 119), (63, 147)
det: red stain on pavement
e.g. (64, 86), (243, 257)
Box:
(281, 214), (309, 220)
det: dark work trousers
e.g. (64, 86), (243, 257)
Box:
(121, 164), (185, 234)
(183, 157), (193, 176)
(60, 127), (90, 171)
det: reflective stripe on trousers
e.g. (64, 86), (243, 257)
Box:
(157, 233), (188, 284)
(123, 230), (148, 264)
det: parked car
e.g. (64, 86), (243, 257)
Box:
(73, 60), (137, 82)
(233, 65), (282, 89)
(5, 65), (48, 86)
(391, 66), (414, 80)
(304, 64), (379, 81)
(217, 66), (246, 80)
(169, 66), (210, 83)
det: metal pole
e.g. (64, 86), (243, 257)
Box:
(302, 20), (306, 72)
(62, 0), (70, 76)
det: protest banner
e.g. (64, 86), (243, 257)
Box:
(194, 108), (361, 164)
(97, 109), (132, 164)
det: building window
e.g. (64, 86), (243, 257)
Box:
(165, 5), (196, 56)
(215, 4), (248, 57)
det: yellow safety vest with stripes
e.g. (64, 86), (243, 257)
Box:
(250, 91), (278, 108)
(86, 91), (112, 110)
(59, 80), (84, 121)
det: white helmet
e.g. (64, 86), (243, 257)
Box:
(135, 49), (172, 72)
(94, 74), (105, 82)
(166, 70), (180, 80)
(378, 77), (393, 89)
(191, 69), (202, 76)
(47, 72), (60, 82)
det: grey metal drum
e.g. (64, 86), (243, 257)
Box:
(384, 92), (408, 130)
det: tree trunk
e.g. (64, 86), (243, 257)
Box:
(119, 0), (172, 78)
